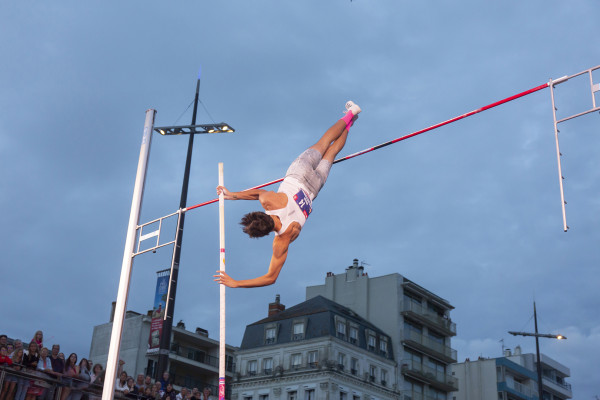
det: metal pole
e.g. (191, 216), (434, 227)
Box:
(103, 109), (156, 400)
(156, 74), (201, 378)
(534, 302), (544, 400)
(218, 163), (226, 400)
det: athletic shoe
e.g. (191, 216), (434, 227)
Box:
(345, 101), (362, 116)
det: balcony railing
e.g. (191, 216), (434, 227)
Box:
(400, 391), (436, 400)
(401, 360), (458, 391)
(170, 343), (234, 372)
(402, 301), (456, 335)
(403, 330), (457, 363)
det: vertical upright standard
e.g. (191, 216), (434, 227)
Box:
(102, 109), (157, 400)
(218, 163), (226, 400)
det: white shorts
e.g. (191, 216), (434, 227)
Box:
(284, 148), (332, 200)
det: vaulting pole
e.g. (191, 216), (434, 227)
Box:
(218, 162), (226, 400)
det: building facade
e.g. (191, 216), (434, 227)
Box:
(89, 304), (237, 395)
(450, 348), (572, 400)
(306, 260), (458, 400)
(232, 295), (398, 400)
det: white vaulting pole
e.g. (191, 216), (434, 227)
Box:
(218, 163), (226, 400)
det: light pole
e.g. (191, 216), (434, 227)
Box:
(153, 75), (234, 381)
(508, 302), (566, 400)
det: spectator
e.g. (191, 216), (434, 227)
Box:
(190, 388), (201, 400)
(36, 347), (56, 399)
(50, 345), (65, 374)
(44, 344), (64, 400)
(136, 374), (146, 392)
(90, 364), (104, 385)
(143, 387), (153, 400)
(161, 383), (176, 400)
(176, 388), (188, 400)
(89, 364), (105, 400)
(12, 348), (29, 400)
(7, 344), (14, 356)
(153, 382), (163, 399)
(60, 353), (80, 400)
(67, 358), (91, 400)
(0, 346), (13, 400)
(12, 339), (23, 356)
(159, 372), (170, 392)
(58, 353), (65, 361)
(0, 335), (7, 348)
(0, 347), (17, 400)
(116, 371), (129, 393)
(125, 377), (138, 397)
(144, 376), (153, 390)
(201, 388), (212, 400)
(23, 342), (40, 369)
(30, 331), (44, 350)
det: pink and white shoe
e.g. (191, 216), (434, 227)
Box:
(344, 101), (362, 116)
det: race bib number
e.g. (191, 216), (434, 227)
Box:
(293, 189), (312, 219)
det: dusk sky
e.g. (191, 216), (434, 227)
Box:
(1, 1), (599, 398)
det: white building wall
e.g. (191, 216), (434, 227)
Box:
(450, 359), (497, 400)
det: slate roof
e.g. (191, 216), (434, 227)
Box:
(239, 295), (394, 360)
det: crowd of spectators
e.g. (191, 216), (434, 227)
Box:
(0, 333), (215, 400)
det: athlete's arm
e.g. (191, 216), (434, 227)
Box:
(217, 186), (267, 200)
(214, 237), (289, 288)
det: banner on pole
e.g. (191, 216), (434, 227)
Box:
(147, 269), (170, 354)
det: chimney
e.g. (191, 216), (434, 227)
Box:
(268, 294), (285, 317)
(110, 301), (116, 322)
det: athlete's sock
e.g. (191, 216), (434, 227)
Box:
(341, 111), (355, 130)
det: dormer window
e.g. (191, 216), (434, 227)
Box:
(265, 327), (277, 344)
(293, 321), (305, 340)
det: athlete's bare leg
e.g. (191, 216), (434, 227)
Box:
(309, 119), (349, 156)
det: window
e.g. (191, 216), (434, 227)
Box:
(338, 353), (345, 370)
(349, 325), (358, 344)
(369, 365), (376, 382)
(304, 390), (315, 400)
(404, 291), (422, 312)
(428, 330), (444, 345)
(265, 327), (276, 344)
(351, 358), (358, 375)
(380, 338), (388, 356)
(427, 358), (445, 379)
(428, 387), (445, 400)
(308, 350), (318, 367)
(381, 369), (388, 385)
(263, 358), (273, 374)
(337, 321), (346, 340)
(404, 349), (422, 370)
(259, 395), (269, 400)
(339, 392), (347, 400)
(291, 353), (302, 369)
(368, 335), (376, 351)
(404, 321), (422, 340)
(293, 322), (305, 340)
(247, 360), (257, 375)
(288, 392), (297, 400)
(244, 396), (252, 400)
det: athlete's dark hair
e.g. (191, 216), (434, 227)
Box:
(240, 211), (275, 238)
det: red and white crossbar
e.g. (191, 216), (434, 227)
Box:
(184, 81), (552, 212)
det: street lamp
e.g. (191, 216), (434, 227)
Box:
(508, 302), (566, 400)
(153, 75), (235, 381)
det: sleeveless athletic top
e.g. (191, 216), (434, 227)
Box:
(265, 178), (313, 236)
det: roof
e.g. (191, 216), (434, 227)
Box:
(239, 295), (394, 360)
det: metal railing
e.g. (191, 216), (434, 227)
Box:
(403, 330), (457, 362)
(402, 302), (456, 335)
(401, 360), (458, 390)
